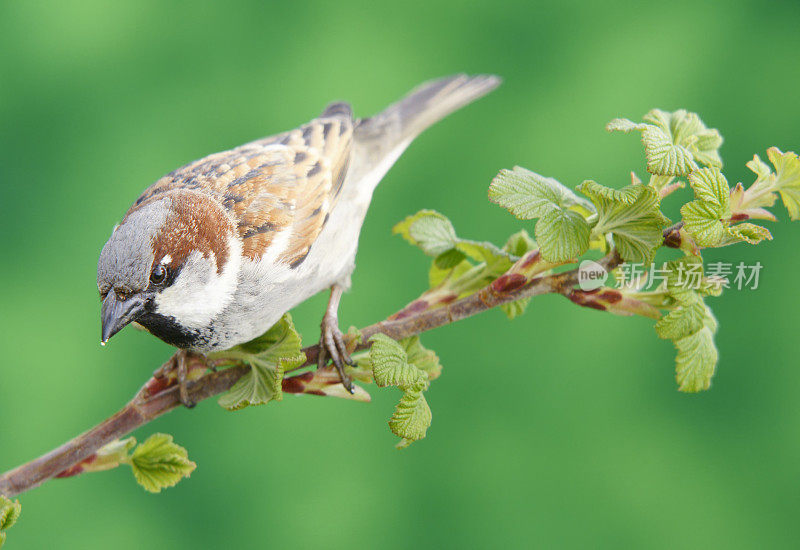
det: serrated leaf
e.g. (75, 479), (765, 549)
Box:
(687, 168), (730, 211)
(643, 109), (723, 170)
(218, 359), (285, 410)
(402, 336), (442, 381)
(655, 299), (706, 340)
(231, 314), (306, 367)
(768, 147), (800, 220)
(0, 496), (20, 532)
(726, 223), (772, 244)
(606, 118), (646, 133)
(680, 168), (732, 248)
(500, 297), (531, 320)
(674, 324), (718, 392)
(747, 153), (772, 181)
(578, 181), (668, 263)
(489, 166), (592, 220)
(217, 314), (305, 410)
(393, 210), (458, 256)
(502, 229), (536, 256)
(130, 434), (196, 493)
(455, 240), (515, 273)
(614, 109), (722, 177)
(642, 126), (698, 176)
(368, 334), (427, 390)
(389, 389), (432, 446)
(681, 200), (729, 247)
(535, 208), (591, 262)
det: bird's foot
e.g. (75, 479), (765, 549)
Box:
(318, 313), (355, 394)
(152, 350), (206, 408)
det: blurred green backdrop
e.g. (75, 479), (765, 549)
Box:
(2, 0), (800, 548)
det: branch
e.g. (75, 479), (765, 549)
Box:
(0, 250), (622, 498)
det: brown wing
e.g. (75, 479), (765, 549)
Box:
(132, 103), (354, 266)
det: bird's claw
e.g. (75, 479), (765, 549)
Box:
(151, 350), (200, 408)
(318, 314), (355, 394)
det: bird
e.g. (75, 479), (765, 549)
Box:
(97, 74), (501, 405)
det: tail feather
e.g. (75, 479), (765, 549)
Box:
(349, 74), (501, 189)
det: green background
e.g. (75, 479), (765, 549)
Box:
(2, 0), (799, 548)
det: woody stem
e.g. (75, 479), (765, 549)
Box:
(0, 250), (623, 498)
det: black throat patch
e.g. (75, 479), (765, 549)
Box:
(136, 311), (204, 350)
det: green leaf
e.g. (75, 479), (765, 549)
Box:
(456, 240), (514, 269)
(489, 168), (593, 262)
(643, 109), (723, 170)
(433, 248), (467, 270)
(768, 147), (800, 220)
(606, 118), (646, 133)
(680, 168), (732, 247)
(217, 314), (305, 410)
(610, 109), (723, 177)
(500, 297), (531, 320)
(130, 434), (196, 493)
(680, 200), (729, 247)
(674, 310), (718, 393)
(578, 180), (669, 263)
(218, 359), (285, 411)
(655, 298), (706, 340)
(402, 336), (442, 381)
(0, 496), (20, 532)
(641, 125), (698, 176)
(489, 166), (593, 220)
(393, 210), (458, 256)
(502, 229), (536, 256)
(368, 334), (427, 390)
(687, 167), (730, 210)
(389, 388), (432, 447)
(726, 222), (772, 245)
(535, 208), (591, 262)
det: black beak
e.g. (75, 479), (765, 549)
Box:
(101, 291), (146, 345)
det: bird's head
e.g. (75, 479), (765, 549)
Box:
(97, 190), (242, 348)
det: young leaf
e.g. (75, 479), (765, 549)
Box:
(218, 360), (285, 411)
(217, 314), (305, 411)
(368, 334), (427, 390)
(500, 297), (531, 320)
(0, 496), (21, 532)
(578, 180), (669, 263)
(606, 118), (646, 133)
(723, 223), (773, 245)
(488, 166), (592, 220)
(502, 229), (536, 256)
(655, 298), (706, 340)
(643, 109), (723, 170)
(641, 125), (698, 176)
(0, 495), (20, 549)
(674, 311), (718, 393)
(389, 388), (432, 448)
(609, 109), (722, 177)
(680, 168), (732, 247)
(767, 147), (800, 220)
(402, 336), (443, 381)
(130, 434), (196, 493)
(489, 167), (593, 262)
(535, 208), (591, 262)
(393, 210), (459, 256)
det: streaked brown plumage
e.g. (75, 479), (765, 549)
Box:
(97, 74), (501, 404)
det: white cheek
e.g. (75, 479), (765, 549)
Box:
(154, 237), (242, 330)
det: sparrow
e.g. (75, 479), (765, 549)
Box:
(97, 74), (500, 405)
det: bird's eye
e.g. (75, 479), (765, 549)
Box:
(150, 264), (168, 285)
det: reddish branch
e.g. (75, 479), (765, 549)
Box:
(0, 250), (623, 498)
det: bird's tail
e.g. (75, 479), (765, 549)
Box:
(348, 74), (501, 190)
